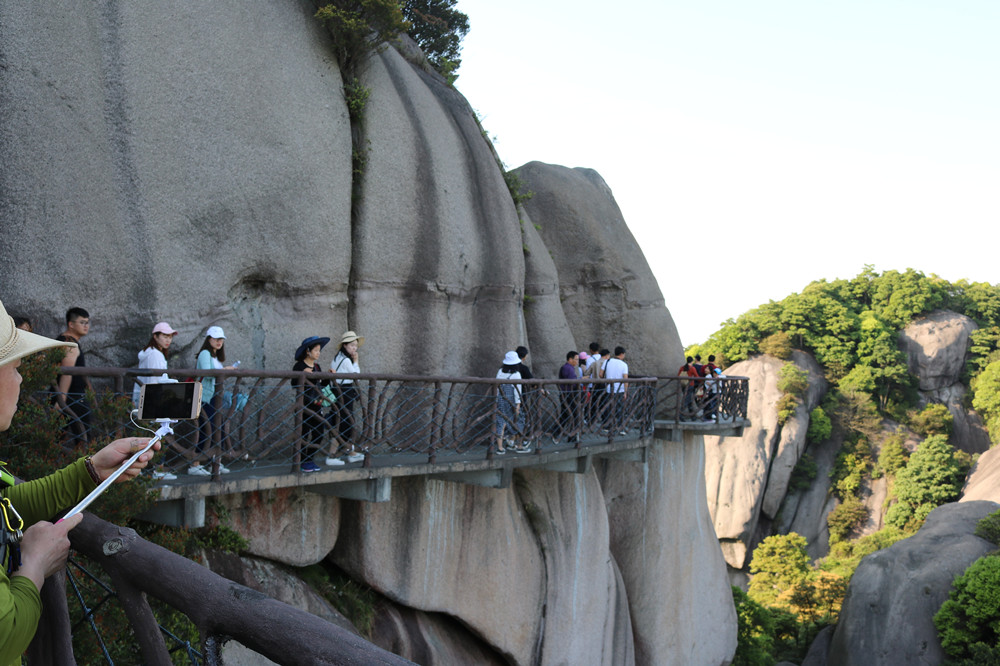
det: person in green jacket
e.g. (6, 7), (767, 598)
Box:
(0, 297), (160, 664)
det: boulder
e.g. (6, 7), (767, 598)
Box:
(371, 602), (506, 665)
(961, 446), (1000, 503)
(199, 550), (355, 633)
(514, 162), (682, 377)
(0, 0), (354, 368)
(332, 476), (545, 664)
(214, 488), (340, 567)
(827, 501), (999, 665)
(705, 352), (826, 568)
(516, 468), (635, 665)
(899, 311), (976, 391)
(598, 433), (737, 665)
(352, 44), (525, 377)
(775, 430), (842, 561)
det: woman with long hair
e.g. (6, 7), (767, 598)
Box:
(494, 351), (525, 455)
(293, 336), (329, 473)
(329, 331), (365, 464)
(132, 322), (178, 480)
(190, 326), (234, 476)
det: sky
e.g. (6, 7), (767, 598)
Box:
(454, 0), (1000, 346)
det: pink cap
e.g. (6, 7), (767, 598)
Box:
(579, 352), (589, 360)
(152, 322), (178, 336)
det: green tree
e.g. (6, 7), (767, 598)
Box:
(876, 431), (909, 477)
(827, 495), (867, 543)
(778, 364), (809, 397)
(885, 434), (965, 529)
(806, 407), (832, 444)
(315, 0), (409, 73)
(759, 331), (793, 359)
(934, 555), (1000, 661)
(973, 359), (1000, 443)
(732, 586), (776, 666)
(748, 533), (812, 608)
(910, 403), (953, 437)
(401, 0), (469, 80)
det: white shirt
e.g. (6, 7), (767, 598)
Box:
(330, 351), (360, 385)
(603, 357), (628, 394)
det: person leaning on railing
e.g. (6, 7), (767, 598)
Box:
(0, 297), (159, 665)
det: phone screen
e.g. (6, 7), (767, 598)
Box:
(138, 382), (202, 420)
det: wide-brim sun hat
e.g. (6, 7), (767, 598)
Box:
(152, 322), (178, 336)
(295, 336), (330, 361)
(205, 325), (226, 339)
(339, 330), (364, 347)
(0, 298), (77, 367)
(503, 350), (520, 365)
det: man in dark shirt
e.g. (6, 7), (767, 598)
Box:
(56, 307), (94, 444)
(558, 351), (581, 443)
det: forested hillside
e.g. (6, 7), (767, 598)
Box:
(691, 267), (1000, 664)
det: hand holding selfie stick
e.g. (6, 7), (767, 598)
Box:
(60, 419), (176, 522)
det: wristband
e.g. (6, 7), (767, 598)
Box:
(84, 456), (102, 484)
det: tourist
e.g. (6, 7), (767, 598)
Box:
(132, 322), (180, 480)
(55, 307), (94, 445)
(603, 346), (629, 435)
(493, 351), (524, 455)
(0, 297), (159, 662)
(292, 336), (330, 473)
(558, 351), (581, 443)
(678, 356), (699, 420)
(328, 331), (365, 465)
(12, 317), (31, 332)
(190, 326), (234, 476)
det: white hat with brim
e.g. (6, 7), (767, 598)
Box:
(0, 299), (76, 367)
(339, 330), (365, 347)
(503, 351), (520, 365)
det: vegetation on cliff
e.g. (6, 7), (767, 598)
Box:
(704, 267), (1000, 664)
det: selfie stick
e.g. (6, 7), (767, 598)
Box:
(60, 419), (176, 522)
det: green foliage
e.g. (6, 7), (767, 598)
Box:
(194, 524), (249, 554)
(973, 359), (1000, 444)
(778, 364), (809, 397)
(776, 394), (799, 426)
(934, 555), (1000, 661)
(910, 403), (954, 437)
(789, 453), (818, 492)
(876, 431), (910, 478)
(820, 525), (908, 580)
(806, 406), (832, 444)
(827, 495), (868, 544)
(975, 509), (1000, 545)
(886, 434), (965, 530)
(732, 586), (776, 666)
(830, 437), (872, 501)
(759, 331), (793, 359)
(401, 0), (469, 79)
(299, 562), (378, 637)
(315, 0), (408, 74)
(343, 77), (371, 123)
(503, 169), (534, 206)
(748, 533), (812, 608)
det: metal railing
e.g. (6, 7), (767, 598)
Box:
(46, 368), (748, 481)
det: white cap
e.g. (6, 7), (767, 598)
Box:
(206, 326), (226, 339)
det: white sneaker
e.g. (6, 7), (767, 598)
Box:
(344, 452), (364, 463)
(188, 465), (210, 476)
(152, 470), (177, 481)
(218, 463), (231, 474)
(326, 457), (346, 466)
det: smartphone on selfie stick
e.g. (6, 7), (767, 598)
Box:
(60, 382), (203, 521)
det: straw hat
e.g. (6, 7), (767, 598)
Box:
(339, 330), (365, 347)
(0, 297), (76, 367)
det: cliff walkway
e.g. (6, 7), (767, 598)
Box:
(54, 367), (749, 528)
(25, 367), (749, 664)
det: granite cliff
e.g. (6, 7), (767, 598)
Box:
(1, 2), (727, 663)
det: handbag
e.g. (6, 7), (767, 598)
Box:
(320, 385), (337, 408)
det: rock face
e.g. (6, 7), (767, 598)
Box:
(900, 311), (991, 453)
(1, 4), (735, 664)
(961, 445), (1000, 503)
(704, 352), (827, 569)
(515, 162), (682, 377)
(826, 501), (999, 665)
